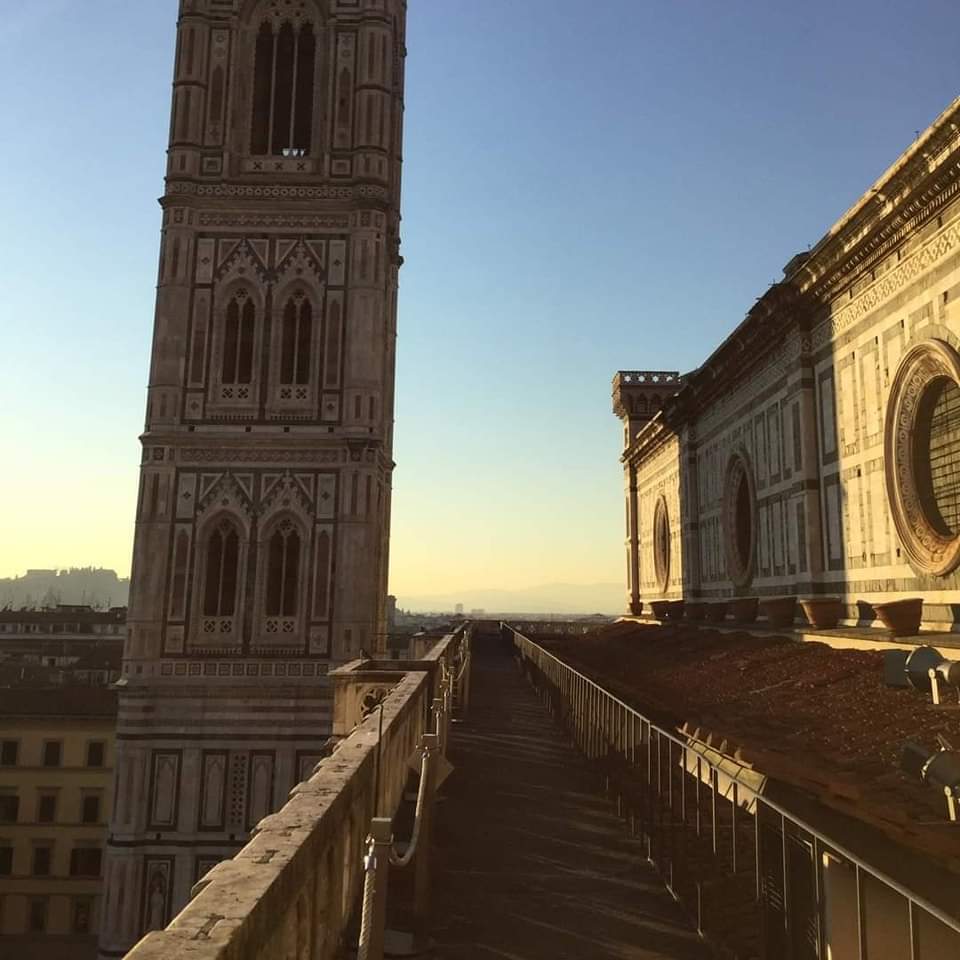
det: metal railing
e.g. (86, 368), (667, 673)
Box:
(356, 627), (471, 960)
(508, 625), (960, 960)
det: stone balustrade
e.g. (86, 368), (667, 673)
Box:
(613, 370), (682, 386)
(121, 629), (467, 960)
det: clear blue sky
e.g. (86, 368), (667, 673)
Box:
(0, 1), (957, 605)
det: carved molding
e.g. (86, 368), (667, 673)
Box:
(198, 212), (350, 229)
(652, 495), (670, 593)
(167, 181), (389, 201)
(883, 338), (960, 577)
(812, 219), (960, 350)
(179, 448), (345, 464)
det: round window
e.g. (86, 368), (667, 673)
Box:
(723, 451), (756, 587)
(653, 496), (670, 592)
(885, 339), (960, 576)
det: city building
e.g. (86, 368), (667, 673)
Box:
(614, 96), (960, 625)
(385, 593), (397, 630)
(0, 688), (117, 960)
(0, 607), (125, 687)
(98, 1), (407, 955)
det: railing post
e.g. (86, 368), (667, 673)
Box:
(461, 639), (472, 714)
(432, 696), (445, 752)
(412, 733), (439, 941)
(357, 818), (393, 960)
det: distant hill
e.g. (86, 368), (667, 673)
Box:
(0, 568), (129, 610)
(396, 582), (626, 616)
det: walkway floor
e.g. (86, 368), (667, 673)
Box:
(429, 641), (711, 960)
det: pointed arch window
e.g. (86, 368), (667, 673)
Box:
(202, 519), (241, 619)
(222, 290), (256, 392)
(265, 519), (301, 618)
(251, 20), (317, 156)
(280, 292), (313, 386)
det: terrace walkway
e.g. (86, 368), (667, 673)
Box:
(428, 639), (709, 959)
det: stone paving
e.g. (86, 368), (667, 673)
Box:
(429, 639), (711, 959)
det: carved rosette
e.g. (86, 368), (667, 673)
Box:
(884, 339), (960, 577)
(722, 449), (756, 589)
(652, 495), (671, 593)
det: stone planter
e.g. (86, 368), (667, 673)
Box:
(874, 598), (924, 637)
(705, 601), (728, 623)
(729, 597), (758, 624)
(665, 600), (686, 621)
(760, 596), (797, 629)
(650, 600), (669, 620)
(800, 597), (843, 630)
(685, 601), (706, 622)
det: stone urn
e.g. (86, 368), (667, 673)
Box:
(760, 596), (798, 629)
(729, 597), (758, 624)
(800, 597), (843, 630)
(685, 601), (706, 622)
(665, 600), (686, 621)
(874, 598), (924, 637)
(650, 600), (669, 620)
(705, 601), (728, 623)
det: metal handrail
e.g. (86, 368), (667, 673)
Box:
(508, 625), (960, 940)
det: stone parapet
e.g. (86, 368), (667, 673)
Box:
(120, 627), (467, 960)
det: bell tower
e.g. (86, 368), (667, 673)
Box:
(99, 0), (405, 954)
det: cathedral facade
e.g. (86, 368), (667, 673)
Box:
(99, 0), (405, 954)
(614, 97), (960, 626)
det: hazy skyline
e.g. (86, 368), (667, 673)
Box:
(1, 1), (958, 606)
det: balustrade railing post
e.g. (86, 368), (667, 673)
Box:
(357, 818), (393, 960)
(432, 697), (445, 753)
(412, 733), (439, 942)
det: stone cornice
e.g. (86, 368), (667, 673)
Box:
(622, 414), (674, 467)
(793, 96), (960, 304)
(648, 97), (960, 433)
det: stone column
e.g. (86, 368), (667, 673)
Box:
(625, 463), (641, 614)
(798, 352), (825, 579)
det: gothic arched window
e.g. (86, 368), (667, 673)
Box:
(280, 293), (313, 386)
(222, 291), (256, 386)
(251, 20), (317, 156)
(265, 520), (301, 618)
(202, 519), (241, 618)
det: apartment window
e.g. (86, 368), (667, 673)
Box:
(0, 795), (18, 823)
(73, 897), (93, 934)
(86, 742), (105, 768)
(37, 793), (57, 824)
(81, 795), (101, 825)
(70, 847), (102, 878)
(28, 898), (47, 933)
(0, 846), (12, 875)
(0, 741), (17, 766)
(32, 845), (52, 877)
(43, 741), (62, 767)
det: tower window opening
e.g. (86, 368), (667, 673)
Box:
(251, 20), (316, 156)
(222, 291), (256, 386)
(280, 294), (313, 385)
(265, 521), (301, 617)
(203, 520), (240, 618)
